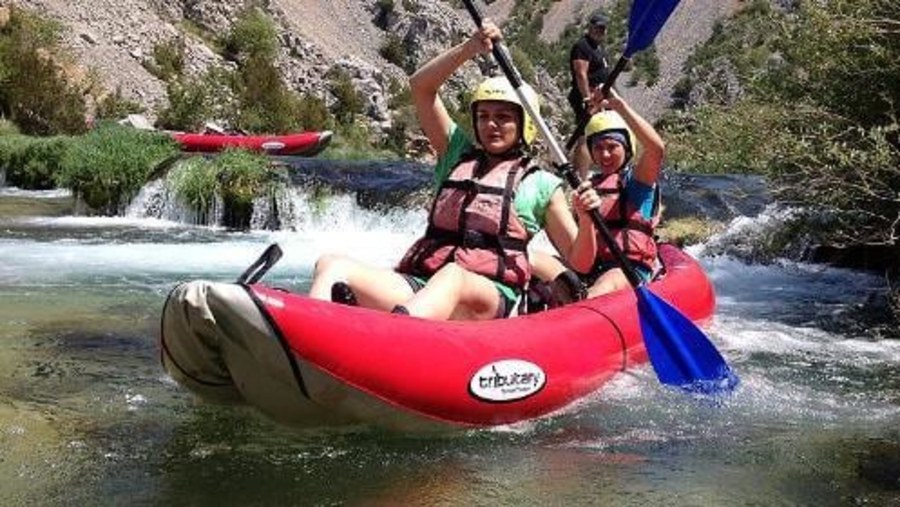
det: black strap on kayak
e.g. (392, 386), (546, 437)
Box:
(581, 306), (629, 372)
(243, 285), (311, 400)
(236, 243), (283, 284)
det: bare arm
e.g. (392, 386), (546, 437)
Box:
(409, 22), (500, 157)
(544, 186), (598, 274)
(596, 87), (665, 186)
(572, 59), (592, 102)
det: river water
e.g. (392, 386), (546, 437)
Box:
(1, 176), (898, 506)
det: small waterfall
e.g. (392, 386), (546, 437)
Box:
(125, 174), (428, 233)
(124, 178), (211, 224)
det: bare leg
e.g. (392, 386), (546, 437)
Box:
(310, 254), (414, 311)
(586, 267), (631, 298)
(531, 250), (569, 283)
(403, 263), (501, 321)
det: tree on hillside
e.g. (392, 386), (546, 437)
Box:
(662, 0), (899, 248)
(0, 7), (87, 135)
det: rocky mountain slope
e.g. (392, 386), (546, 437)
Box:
(6, 0), (740, 132)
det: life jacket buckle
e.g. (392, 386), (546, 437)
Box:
(462, 230), (485, 249)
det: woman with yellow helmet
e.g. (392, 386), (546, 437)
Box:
(308, 20), (599, 320)
(571, 86), (666, 297)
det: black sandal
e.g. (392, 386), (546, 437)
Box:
(330, 281), (358, 306)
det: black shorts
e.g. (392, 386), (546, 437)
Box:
(567, 88), (591, 129)
(582, 261), (654, 286)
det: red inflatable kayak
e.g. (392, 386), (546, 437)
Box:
(160, 244), (715, 431)
(171, 130), (332, 156)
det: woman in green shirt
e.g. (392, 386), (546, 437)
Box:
(309, 20), (599, 320)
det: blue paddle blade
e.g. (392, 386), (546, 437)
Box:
(625, 0), (682, 57)
(636, 286), (739, 394)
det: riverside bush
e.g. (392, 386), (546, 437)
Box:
(212, 149), (273, 229)
(57, 124), (178, 214)
(157, 69), (232, 132)
(5, 136), (72, 189)
(0, 119), (20, 136)
(169, 150), (277, 228)
(0, 135), (31, 184)
(168, 156), (219, 224)
(661, 0), (900, 248)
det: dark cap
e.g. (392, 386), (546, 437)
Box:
(589, 12), (608, 28)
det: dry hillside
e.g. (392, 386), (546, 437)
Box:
(5, 0), (740, 128)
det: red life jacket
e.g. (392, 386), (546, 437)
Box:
(589, 169), (661, 272)
(397, 154), (536, 289)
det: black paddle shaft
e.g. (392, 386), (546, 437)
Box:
(462, 0), (643, 288)
(461, 1), (524, 90)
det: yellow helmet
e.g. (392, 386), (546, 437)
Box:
(470, 76), (539, 147)
(584, 110), (635, 159)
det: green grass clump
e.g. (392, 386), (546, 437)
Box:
(56, 123), (178, 214)
(168, 156), (220, 223)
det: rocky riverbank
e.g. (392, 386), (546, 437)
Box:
(6, 0), (737, 133)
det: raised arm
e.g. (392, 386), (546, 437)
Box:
(594, 87), (665, 186)
(409, 22), (500, 157)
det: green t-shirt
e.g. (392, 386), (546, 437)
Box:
(433, 124), (563, 235)
(429, 124), (564, 302)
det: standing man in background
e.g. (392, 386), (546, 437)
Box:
(568, 11), (610, 172)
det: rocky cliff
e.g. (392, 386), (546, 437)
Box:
(5, 0), (740, 134)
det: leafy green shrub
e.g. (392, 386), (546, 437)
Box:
(168, 156), (219, 224)
(0, 119), (20, 136)
(212, 148), (270, 229)
(157, 77), (213, 131)
(510, 46), (536, 84)
(402, 0), (421, 13)
(145, 38), (185, 82)
(661, 101), (788, 174)
(378, 78), (415, 155)
(379, 33), (407, 70)
(231, 55), (302, 133)
(327, 67), (364, 124)
(223, 7), (279, 62)
(57, 123), (178, 214)
(95, 87), (145, 121)
(0, 134), (32, 178)
(157, 68), (235, 131)
(159, 8), (305, 136)
(321, 122), (397, 161)
(377, 0), (395, 13)
(6, 136), (72, 189)
(296, 94), (331, 131)
(0, 7), (87, 135)
(630, 47), (659, 87)
(662, 0), (900, 249)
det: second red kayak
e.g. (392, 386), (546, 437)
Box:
(171, 130), (332, 156)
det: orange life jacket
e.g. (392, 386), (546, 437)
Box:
(590, 168), (661, 272)
(397, 154), (536, 289)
